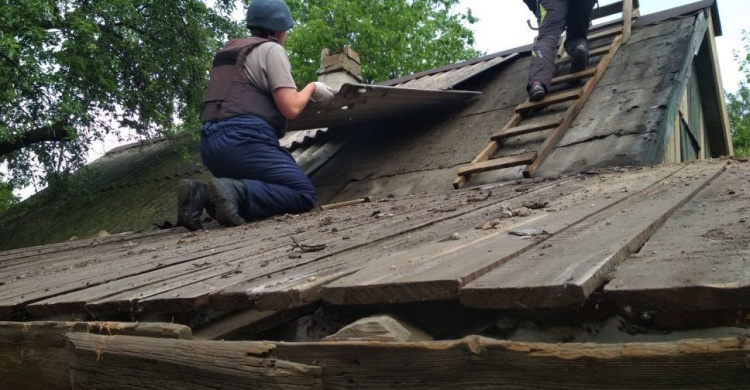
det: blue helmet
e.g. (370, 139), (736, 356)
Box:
(246, 0), (294, 32)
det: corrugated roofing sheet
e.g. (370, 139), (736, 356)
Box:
(288, 83), (481, 131)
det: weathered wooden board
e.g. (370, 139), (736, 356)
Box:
(15, 194), (437, 316)
(0, 321), (190, 390)
(0, 229), (173, 282)
(460, 162), (725, 309)
(0, 223), (286, 317)
(212, 179), (570, 311)
(66, 333), (322, 390)
(140, 180), (557, 314)
(606, 163), (750, 311)
(322, 165), (685, 305)
(270, 335), (750, 389)
(24, 185), (535, 318)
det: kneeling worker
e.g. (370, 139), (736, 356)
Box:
(178, 0), (334, 231)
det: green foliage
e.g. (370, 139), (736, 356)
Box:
(282, 0), (481, 85)
(727, 83), (750, 156)
(728, 31), (750, 157)
(1, 0), (482, 196)
(0, 174), (18, 214)
(0, 0), (244, 190)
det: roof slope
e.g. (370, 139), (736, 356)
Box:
(1, 160), (747, 335)
(313, 10), (722, 203)
(0, 1), (727, 250)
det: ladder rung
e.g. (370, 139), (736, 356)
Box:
(491, 119), (561, 141)
(557, 45), (611, 65)
(457, 152), (537, 176)
(588, 26), (623, 42)
(516, 89), (582, 113)
(590, 1), (640, 20)
(552, 67), (598, 86)
(592, 1), (624, 20)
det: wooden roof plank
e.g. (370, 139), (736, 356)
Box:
(321, 165), (685, 306)
(23, 201), (403, 317)
(460, 162), (727, 310)
(213, 179), (563, 311)
(154, 182), (550, 314)
(605, 163), (750, 311)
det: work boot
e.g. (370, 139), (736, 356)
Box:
(528, 82), (547, 102)
(207, 178), (247, 227)
(177, 179), (208, 231)
(570, 42), (590, 73)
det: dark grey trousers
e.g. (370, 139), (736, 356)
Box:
(528, 0), (596, 91)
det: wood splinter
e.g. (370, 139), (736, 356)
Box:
(320, 196), (372, 211)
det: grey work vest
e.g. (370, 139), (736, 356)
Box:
(201, 37), (288, 137)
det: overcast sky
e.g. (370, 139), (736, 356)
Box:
(10, 0), (750, 199)
(459, 0), (747, 92)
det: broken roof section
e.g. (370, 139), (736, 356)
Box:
(288, 84), (481, 131)
(0, 0), (732, 251)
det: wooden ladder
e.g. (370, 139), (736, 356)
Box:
(454, 0), (639, 189)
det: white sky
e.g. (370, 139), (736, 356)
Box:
(460, 0), (747, 92)
(9, 0), (750, 199)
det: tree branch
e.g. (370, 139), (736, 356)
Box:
(0, 121), (71, 156)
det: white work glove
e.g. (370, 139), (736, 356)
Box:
(310, 82), (334, 104)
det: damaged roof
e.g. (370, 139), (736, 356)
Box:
(0, 0), (730, 251)
(1, 160), (748, 336)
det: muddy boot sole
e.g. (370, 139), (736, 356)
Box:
(570, 45), (589, 74)
(177, 179), (206, 231)
(207, 179), (246, 227)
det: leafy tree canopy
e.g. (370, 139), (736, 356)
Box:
(0, 0), (244, 191)
(727, 30), (750, 156)
(283, 0), (480, 85)
(0, 0), (480, 205)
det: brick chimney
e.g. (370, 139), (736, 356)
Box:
(317, 45), (363, 92)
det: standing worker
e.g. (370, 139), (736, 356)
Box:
(178, 0), (335, 231)
(523, 0), (597, 102)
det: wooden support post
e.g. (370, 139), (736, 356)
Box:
(622, 0), (633, 43)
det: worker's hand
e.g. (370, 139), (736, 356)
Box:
(310, 82), (334, 104)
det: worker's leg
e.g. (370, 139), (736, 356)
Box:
(201, 116), (317, 220)
(528, 0), (569, 93)
(564, 0), (596, 57)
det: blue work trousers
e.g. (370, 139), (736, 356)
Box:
(200, 115), (317, 220)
